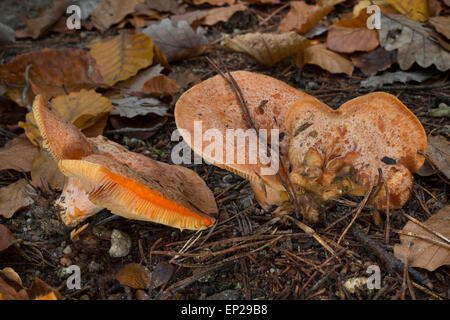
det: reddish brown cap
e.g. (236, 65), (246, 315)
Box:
(286, 92), (427, 209)
(175, 71), (310, 190)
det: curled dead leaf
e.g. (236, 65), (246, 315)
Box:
(142, 75), (180, 98)
(0, 48), (103, 99)
(379, 14), (450, 71)
(429, 16), (450, 40)
(0, 179), (34, 219)
(116, 263), (151, 289)
(91, 0), (139, 31)
(351, 47), (397, 76)
(142, 19), (208, 62)
(394, 206), (450, 271)
(278, 1), (334, 33)
(326, 11), (379, 53)
(90, 32), (154, 86)
(225, 32), (310, 66)
(300, 44), (354, 75)
(384, 0), (429, 22)
(0, 136), (38, 172)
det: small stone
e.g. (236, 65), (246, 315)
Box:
(270, 268), (275, 273)
(109, 229), (131, 258)
(63, 245), (72, 255)
(60, 257), (72, 267)
(240, 196), (252, 209)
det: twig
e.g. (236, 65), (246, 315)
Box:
(103, 124), (163, 135)
(23, 64), (33, 111)
(396, 230), (450, 250)
(259, 2), (290, 26)
(350, 225), (430, 286)
(378, 169), (390, 244)
(337, 185), (373, 245)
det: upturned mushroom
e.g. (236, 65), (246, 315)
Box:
(33, 95), (217, 230)
(175, 71), (427, 222)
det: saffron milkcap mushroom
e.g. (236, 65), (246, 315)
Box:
(285, 92), (427, 221)
(32, 95), (217, 230)
(175, 71), (310, 209)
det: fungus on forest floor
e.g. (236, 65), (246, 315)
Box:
(175, 71), (427, 223)
(33, 95), (217, 230)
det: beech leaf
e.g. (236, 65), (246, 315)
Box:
(278, 1), (334, 34)
(0, 179), (34, 219)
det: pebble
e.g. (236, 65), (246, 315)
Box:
(222, 174), (234, 184)
(240, 196), (252, 209)
(63, 245), (72, 255)
(88, 261), (102, 273)
(109, 229), (131, 258)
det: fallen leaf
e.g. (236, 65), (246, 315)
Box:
(120, 64), (164, 95)
(225, 32), (310, 66)
(300, 44), (354, 75)
(110, 96), (168, 118)
(171, 4), (247, 27)
(90, 32), (154, 86)
(0, 136), (38, 172)
(379, 14), (450, 71)
(20, 90), (114, 145)
(317, 0), (346, 6)
(142, 75), (180, 98)
(20, 0), (72, 39)
(278, 1), (334, 34)
(384, 0), (429, 22)
(429, 103), (450, 118)
(429, 16), (450, 40)
(116, 263), (151, 289)
(0, 23), (15, 45)
(351, 47), (397, 76)
(353, 0), (395, 16)
(0, 225), (15, 252)
(29, 277), (61, 300)
(0, 48), (103, 99)
(394, 205), (450, 271)
(0, 179), (34, 219)
(142, 19), (208, 62)
(326, 11), (379, 53)
(0, 268), (29, 300)
(91, 0), (139, 31)
(171, 70), (200, 89)
(31, 150), (65, 191)
(417, 135), (450, 180)
(150, 262), (174, 289)
(192, 0), (235, 5)
(360, 70), (434, 88)
(147, 0), (187, 14)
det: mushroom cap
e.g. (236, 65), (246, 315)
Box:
(286, 92), (427, 208)
(175, 71), (310, 190)
(58, 154), (216, 230)
(32, 95), (94, 161)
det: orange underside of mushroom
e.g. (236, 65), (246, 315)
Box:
(32, 94), (218, 230)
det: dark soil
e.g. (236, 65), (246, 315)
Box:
(0, 1), (449, 300)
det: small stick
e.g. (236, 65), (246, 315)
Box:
(337, 185), (373, 245)
(259, 2), (290, 26)
(378, 168), (390, 244)
(396, 230), (450, 250)
(23, 64), (33, 111)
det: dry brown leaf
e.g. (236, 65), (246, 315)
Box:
(150, 262), (174, 289)
(379, 14), (450, 71)
(192, 0), (235, 5)
(0, 136), (38, 172)
(418, 135), (450, 180)
(31, 151), (65, 191)
(351, 47), (397, 76)
(317, 0), (346, 6)
(171, 4), (247, 27)
(0, 268), (29, 300)
(142, 75), (181, 98)
(394, 206), (450, 271)
(91, 0), (139, 31)
(19, 0), (72, 39)
(110, 96), (168, 118)
(0, 225), (15, 252)
(119, 64), (164, 95)
(427, 0), (443, 16)
(0, 48), (103, 99)
(20, 90), (114, 145)
(147, 0), (186, 14)
(90, 32), (154, 86)
(327, 11), (379, 53)
(278, 1), (334, 34)
(116, 263), (151, 289)
(142, 19), (208, 62)
(0, 179), (34, 219)
(300, 43), (354, 75)
(429, 16), (450, 40)
(226, 32), (310, 66)
(384, 0), (429, 22)
(0, 23), (15, 45)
